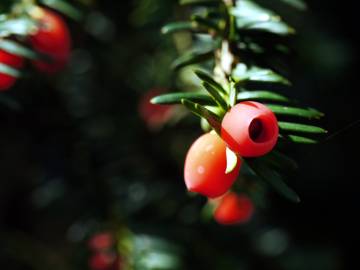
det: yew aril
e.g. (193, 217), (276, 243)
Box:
(0, 49), (24, 91)
(0, 74), (16, 91)
(30, 8), (71, 73)
(184, 132), (241, 198)
(214, 192), (254, 225)
(89, 253), (117, 270)
(88, 232), (114, 251)
(138, 88), (174, 130)
(221, 101), (279, 157)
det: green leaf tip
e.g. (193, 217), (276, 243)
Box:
(161, 21), (196, 35)
(267, 104), (325, 119)
(40, 0), (83, 21)
(202, 81), (228, 111)
(171, 50), (214, 71)
(0, 40), (40, 60)
(247, 159), (300, 203)
(284, 135), (318, 144)
(0, 63), (22, 78)
(150, 92), (215, 105)
(181, 98), (221, 133)
(194, 70), (227, 95)
(279, 122), (327, 134)
(180, 0), (221, 6)
(237, 91), (290, 103)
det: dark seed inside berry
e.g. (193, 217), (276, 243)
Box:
(249, 118), (263, 142)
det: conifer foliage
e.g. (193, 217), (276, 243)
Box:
(153, 0), (325, 210)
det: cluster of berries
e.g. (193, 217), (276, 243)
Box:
(0, 7), (71, 91)
(88, 232), (122, 270)
(184, 101), (279, 225)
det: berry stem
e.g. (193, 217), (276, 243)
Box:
(214, 0), (238, 99)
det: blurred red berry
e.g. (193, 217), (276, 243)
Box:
(0, 73), (16, 91)
(214, 192), (254, 225)
(138, 88), (174, 130)
(0, 49), (24, 69)
(0, 49), (24, 91)
(221, 101), (279, 157)
(89, 253), (117, 270)
(88, 232), (114, 251)
(184, 132), (241, 198)
(30, 8), (71, 73)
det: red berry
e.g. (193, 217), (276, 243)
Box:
(88, 232), (114, 251)
(0, 49), (24, 91)
(184, 132), (241, 198)
(0, 73), (16, 91)
(89, 253), (116, 270)
(214, 192), (254, 225)
(0, 49), (24, 69)
(30, 8), (71, 73)
(138, 88), (174, 130)
(221, 101), (279, 157)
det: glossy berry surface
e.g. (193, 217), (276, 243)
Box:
(221, 101), (279, 157)
(214, 192), (254, 225)
(0, 49), (24, 91)
(184, 132), (241, 198)
(30, 8), (71, 73)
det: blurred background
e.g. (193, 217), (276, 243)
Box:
(0, 0), (358, 269)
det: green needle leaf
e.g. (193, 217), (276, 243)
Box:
(279, 122), (327, 134)
(181, 99), (221, 133)
(202, 82), (228, 111)
(194, 70), (227, 95)
(0, 40), (42, 60)
(40, 0), (83, 21)
(161, 21), (197, 35)
(243, 21), (295, 35)
(278, 0), (307, 10)
(180, 0), (221, 6)
(267, 104), (324, 119)
(151, 92), (215, 105)
(0, 63), (21, 78)
(261, 150), (298, 171)
(237, 91), (290, 103)
(233, 64), (290, 85)
(233, 0), (295, 35)
(247, 159), (300, 203)
(225, 147), (238, 174)
(191, 15), (222, 32)
(229, 80), (237, 107)
(283, 134), (318, 144)
(171, 50), (214, 71)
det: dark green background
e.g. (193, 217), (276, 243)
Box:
(0, 0), (358, 269)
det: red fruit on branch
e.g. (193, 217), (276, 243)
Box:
(30, 8), (71, 73)
(221, 101), (279, 157)
(214, 192), (254, 225)
(88, 232), (115, 251)
(184, 132), (241, 198)
(0, 49), (24, 69)
(0, 73), (16, 91)
(89, 253), (117, 270)
(0, 49), (24, 91)
(138, 88), (174, 130)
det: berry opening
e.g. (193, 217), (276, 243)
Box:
(249, 118), (264, 142)
(248, 116), (278, 145)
